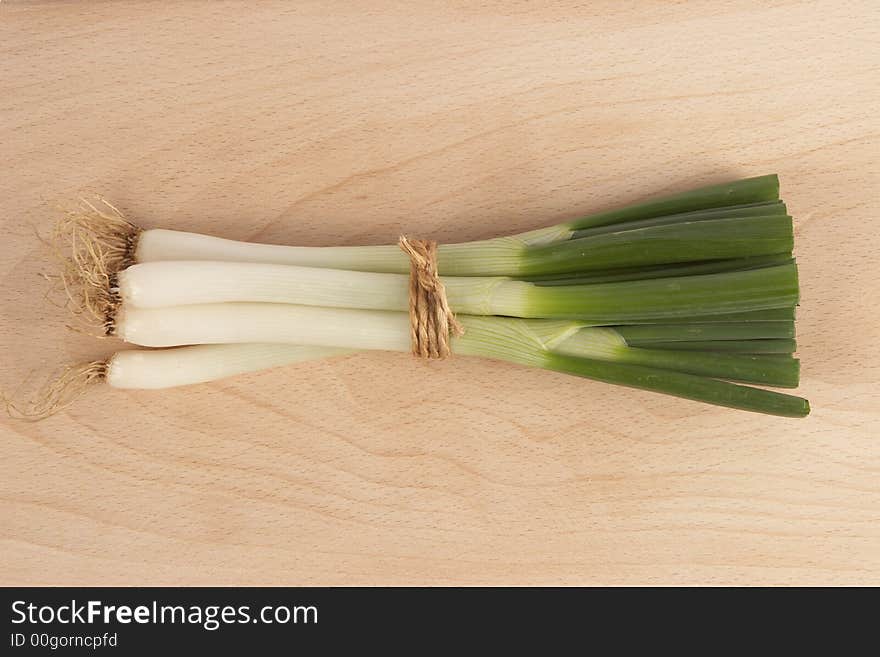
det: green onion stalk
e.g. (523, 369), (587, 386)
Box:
(110, 304), (809, 418)
(115, 260), (799, 323)
(130, 175), (785, 277)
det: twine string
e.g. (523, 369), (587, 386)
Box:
(398, 236), (464, 359)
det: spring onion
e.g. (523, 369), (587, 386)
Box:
(68, 175), (782, 278)
(107, 304), (808, 416)
(116, 260), (798, 322)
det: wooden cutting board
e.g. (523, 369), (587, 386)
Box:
(1, 0), (877, 585)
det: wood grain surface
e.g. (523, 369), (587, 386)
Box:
(1, 0), (878, 585)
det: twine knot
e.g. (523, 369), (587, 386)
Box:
(398, 236), (464, 359)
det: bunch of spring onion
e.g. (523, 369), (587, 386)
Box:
(22, 174), (809, 419)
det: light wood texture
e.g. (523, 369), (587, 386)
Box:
(1, 0), (878, 586)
